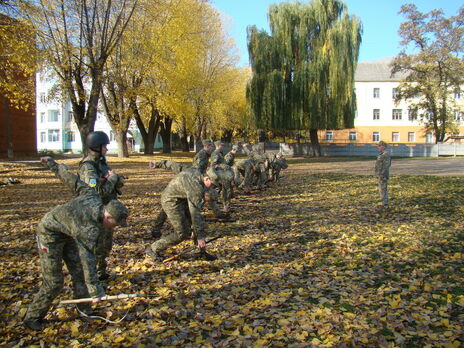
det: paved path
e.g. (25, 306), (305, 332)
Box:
(292, 158), (464, 176)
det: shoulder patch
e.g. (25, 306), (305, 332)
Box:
(89, 178), (97, 187)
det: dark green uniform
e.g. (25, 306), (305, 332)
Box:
(210, 149), (225, 167)
(192, 149), (210, 174)
(79, 154), (123, 278)
(375, 150), (391, 208)
(25, 160), (105, 323)
(152, 160), (190, 174)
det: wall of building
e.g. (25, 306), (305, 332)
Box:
(0, 95), (36, 157)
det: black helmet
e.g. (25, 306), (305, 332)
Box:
(86, 131), (110, 151)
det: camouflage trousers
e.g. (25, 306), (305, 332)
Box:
(234, 165), (254, 191)
(151, 209), (168, 235)
(378, 177), (389, 208)
(150, 199), (192, 254)
(95, 226), (112, 277)
(25, 224), (92, 321)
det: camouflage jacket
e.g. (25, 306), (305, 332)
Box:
(224, 151), (236, 167)
(210, 150), (225, 167)
(79, 154), (122, 204)
(191, 149), (210, 174)
(375, 151), (391, 179)
(40, 159), (105, 297)
(242, 145), (266, 164)
(235, 158), (256, 171)
(161, 170), (206, 239)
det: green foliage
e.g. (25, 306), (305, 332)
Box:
(247, 0), (362, 133)
(391, 4), (464, 143)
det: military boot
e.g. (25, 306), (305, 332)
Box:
(198, 248), (217, 261)
(24, 319), (46, 331)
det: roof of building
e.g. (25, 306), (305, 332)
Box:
(355, 58), (409, 82)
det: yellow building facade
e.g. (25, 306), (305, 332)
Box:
(319, 60), (464, 144)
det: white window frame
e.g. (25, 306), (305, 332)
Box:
(455, 111), (462, 121)
(40, 112), (45, 123)
(349, 132), (356, 141)
(66, 131), (75, 143)
(408, 132), (415, 142)
(373, 109), (380, 120)
(325, 131), (333, 141)
(48, 110), (59, 122)
(426, 132), (434, 144)
(372, 132), (380, 142)
(40, 132), (46, 143)
(48, 129), (60, 142)
(40, 92), (46, 103)
(392, 109), (402, 120)
(392, 88), (399, 99)
(408, 109), (417, 121)
(392, 132), (400, 142)
(373, 88), (380, 98)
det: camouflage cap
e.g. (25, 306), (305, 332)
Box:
(214, 140), (223, 147)
(202, 139), (213, 146)
(378, 141), (388, 148)
(206, 167), (219, 186)
(231, 144), (239, 150)
(105, 199), (128, 227)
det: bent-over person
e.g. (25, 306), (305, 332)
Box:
(24, 157), (128, 331)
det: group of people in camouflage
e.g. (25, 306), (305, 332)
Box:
(23, 133), (288, 330)
(23, 130), (390, 331)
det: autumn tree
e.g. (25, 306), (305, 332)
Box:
(391, 4), (464, 143)
(247, 0), (361, 156)
(13, 0), (137, 153)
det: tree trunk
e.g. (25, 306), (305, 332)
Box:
(159, 117), (173, 154)
(178, 119), (190, 152)
(309, 129), (321, 157)
(132, 101), (161, 155)
(221, 129), (233, 143)
(115, 129), (128, 157)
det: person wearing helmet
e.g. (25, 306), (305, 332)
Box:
(145, 167), (218, 262)
(79, 131), (125, 280)
(23, 157), (128, 331)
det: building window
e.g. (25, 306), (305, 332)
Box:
(48, 110), (59, 122)
(48, 129), (60, 142)
(455, 91), (461, 99)
(455, 111), (462, 121)
(425, 111), (433, 121)
(392, 88), (399, 99)
(325, 131), (333, 141)
(349, 132), (357, 141)
(426, 132), (434, 144)
(40, 93), (46, 103)
(67, 111), (73, 123)
(372, 132), (380, 142)
(392, 132), (400, 142)
(373, 109), (380, 120)
(408, 132), (415, 142)
(110, 130), (116, 141)
(408, 109), (417, 121)
(392, 109), (402, 120)
(66, 131), (75, 143)
(40, 132), (46, 143)
(40, 112), (45, 123)
(373, 88), (380, 98)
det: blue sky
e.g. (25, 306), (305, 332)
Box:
(211, 0), (463, 67)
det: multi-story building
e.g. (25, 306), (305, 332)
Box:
(320, 59), (464, 144)
(35, 72), (154, 153)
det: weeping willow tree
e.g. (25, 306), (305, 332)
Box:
(247, 0), (362, 155)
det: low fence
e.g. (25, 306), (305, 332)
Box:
(267, 142), (464, 157)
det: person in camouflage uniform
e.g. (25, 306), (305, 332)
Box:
(79, 131), (125, 280)
(192, 139), (213, 174)
(270, 155), (288, 182)
(214, 167), (235, 214)
(210, 140), (225, 168)
(233, 158), (258, 193)
(24, 157), (128, 331)
(242, 143), (268, 190)
(149, 160), (190, 174)
(375, 141), (392, 209)
(224, 144), (240, 167)
(145, 167), (218, 261)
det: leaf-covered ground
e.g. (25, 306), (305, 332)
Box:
(1, 155), (463, 347)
